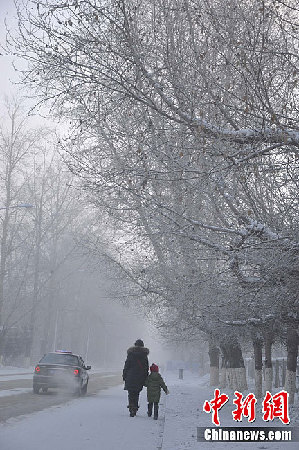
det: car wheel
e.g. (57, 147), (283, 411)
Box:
(81, 381), (88, 396)
(74, 382), (83, 396)
(42, 387), (48, 393)
(33, 384), (40, 394)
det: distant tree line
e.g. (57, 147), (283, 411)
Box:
(0, 99), (103, 365)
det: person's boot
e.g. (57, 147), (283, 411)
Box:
(147, 403), (153, 417)
(153, 403), (159, 420)
(128, 405), (136, 417)
(130, 405), (139, 417)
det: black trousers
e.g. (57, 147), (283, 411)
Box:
(148, 402), (159, 418)
(128, 391), (140, 408)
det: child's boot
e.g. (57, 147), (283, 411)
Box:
(147, 403), (153, 417)
(153, 402), (159, 420)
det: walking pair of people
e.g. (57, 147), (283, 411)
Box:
(122, 339), (168, 419)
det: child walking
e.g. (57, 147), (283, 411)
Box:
(144, 363), (169, 420)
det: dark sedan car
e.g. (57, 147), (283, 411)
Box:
(33, 351), (91, 395)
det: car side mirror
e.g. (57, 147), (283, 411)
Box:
(85, 365), (91, 370)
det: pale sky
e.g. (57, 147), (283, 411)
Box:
(0, 0), (58, 126)
(0, 0), (21, 99)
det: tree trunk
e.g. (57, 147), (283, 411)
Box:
(264, 332), (273, 393)
(29, 195), (43, 364)
(282, 359), (286, 387)
(284, 327), (298, 404)
(230, 342), (247, 391)
(208, 340), (219, 386)
(219, 344), (229, 388)
(0, 160), (13, 363)
(253, 338), (263, 398)
(222, 340), (247, 391)
(248, 358), (255, 380)
(274, 360), (280, 388)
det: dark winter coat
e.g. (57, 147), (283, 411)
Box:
(123, 346), (149, 392)
(144, 372), (168, 403)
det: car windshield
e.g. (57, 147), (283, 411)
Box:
(39, 353), (79, 365)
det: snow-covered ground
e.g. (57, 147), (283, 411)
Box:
(0, 388), (33, 398)
(161, 372), (299, 450)
(0, 366), (34, 381)
(0, 374), (34, 382)
(0, 370), (298, 450)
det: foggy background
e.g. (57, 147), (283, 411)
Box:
(0, 0), (191, 371)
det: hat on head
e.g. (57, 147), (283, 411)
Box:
(150, 363), (159, 372)
(134, 339), (144, 347)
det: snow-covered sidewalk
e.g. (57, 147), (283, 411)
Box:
(161, 371), (298, 450)
(1, 370), (298, 450)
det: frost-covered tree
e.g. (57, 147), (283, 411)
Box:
(0, 100), (38, 363)
(10, 0), (299, 397)
(0, 100), (95, 365)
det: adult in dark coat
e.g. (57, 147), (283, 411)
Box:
(123, 339), (149, 417)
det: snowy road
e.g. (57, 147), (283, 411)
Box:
(0, 383), (165, 450)
(0, 371), (122, 422)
